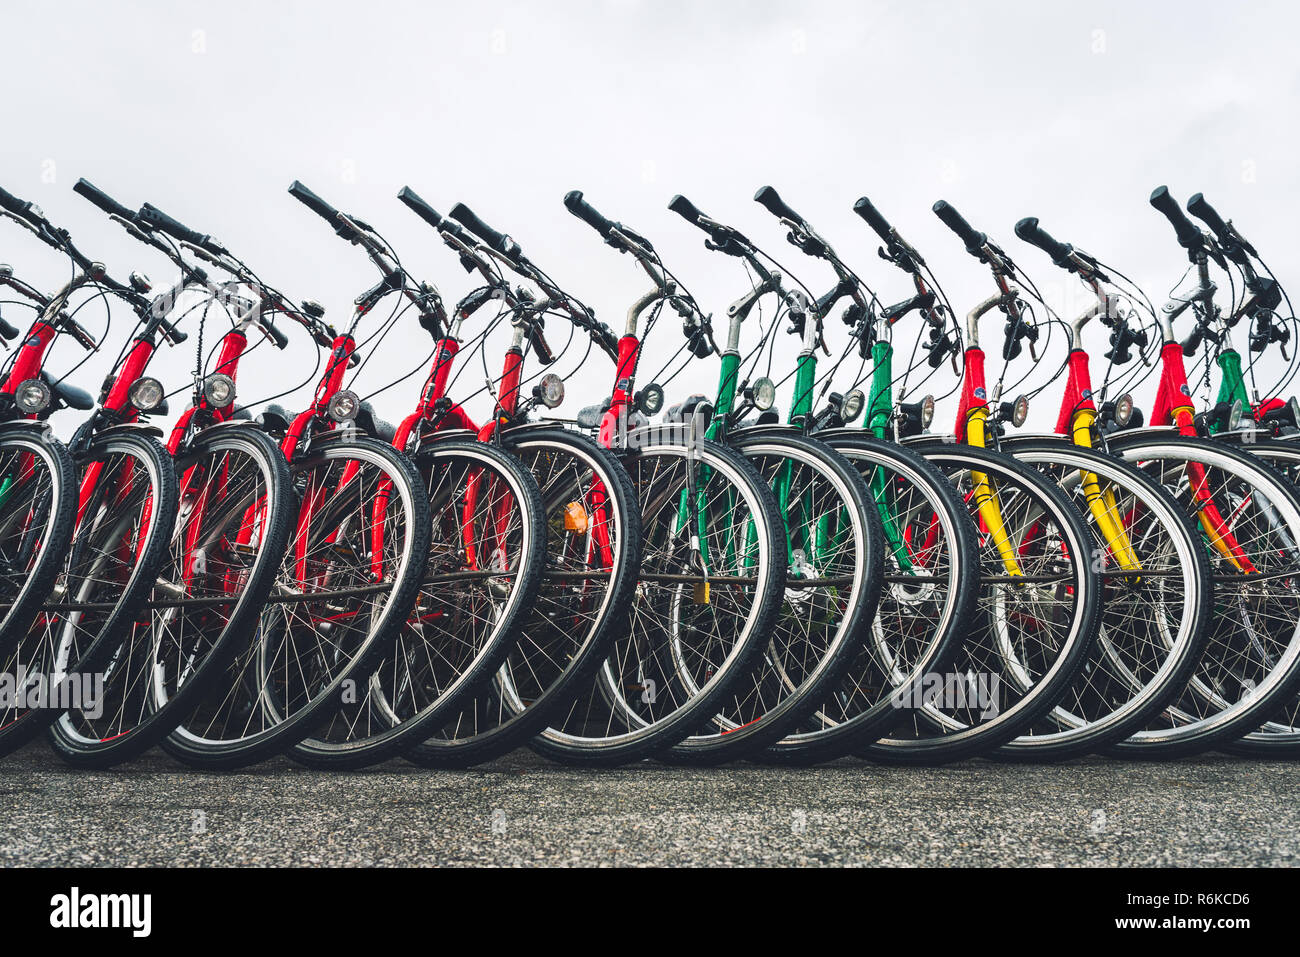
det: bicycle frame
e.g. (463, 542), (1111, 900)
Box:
(1148, 251), (1259, 572)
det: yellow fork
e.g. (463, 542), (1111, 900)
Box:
(1070, 408), (1142, 573)
(966, 408), (1024, 577)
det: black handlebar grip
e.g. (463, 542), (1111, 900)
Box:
(668, 194), (707, 228)
(137, 202), (204, 247)
(0, 316), (19, 340)
(63, 316), (98, 351)
(852, 196), (893, 241)
(288, 180), (357, 242)
(73, 178), (134, 221)
(529, 325), (555, 365)
(0, 184), (30, 217)
(1014, 217), (1072, 265)
(563, 190), (615, 237)
(753, 186), (802, 224)
(288, 180), (338, 223)
(397, 186), (444, 230)
(449, 202), (508, 252)
(1149, 186), (1202, 250)
(261, 317), (289, 350)
(1186, 192), (1231, 241)
(932, 200), (987, 253)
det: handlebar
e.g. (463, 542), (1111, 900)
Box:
(932, 200), (987, 254)
(397, 186), (443, 229)
(289, 180), (359, 242)
(668, 194), (708, 230)
(73, 178), (135, 222)
(397, 186), (478, 253)
(852, 196), (893, 242)
(1014, 217), (1073, 265)
(0, 183), (40, 221)
(137, 202), (224, 256)
(1149, 186), (1203, 252)
(1186, 192), (1234, 245)
(449, 202), (520, 262)
(563, 190), (616, 238)
(61, 313), (98, 351)
(753, 185), (803, 224)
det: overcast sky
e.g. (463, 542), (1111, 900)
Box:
(3, 0), (1298, 434)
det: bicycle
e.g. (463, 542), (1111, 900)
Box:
(861, 199), (1105, 764)
(1082, 185), (1300, 757)
(81, 185), (438, 769)
(516, 194), (789, 766)
(380, 186), (642, 768)
(47, 180), (298, 767)
(0, 184), (181, 758)
(647, 191), (887, 763)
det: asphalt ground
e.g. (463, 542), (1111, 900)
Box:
(0, 743), (1296, 866)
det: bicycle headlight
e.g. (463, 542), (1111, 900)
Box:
(1227, 398), (1244, 432)
(747, 376), (776, 412)
(841, 388), (866, 422)
(533, 373), (565, 410)
(1011, 394), (1030, 428)
(635, 383), (665, 416)
(128, 376), (165, 413)
(14, 379), (51, 414)
(920, 394), (936, 429)
(328, 389), (361, 423)
(1114, 393), (1134, 427)
(202, 373), (236, 409)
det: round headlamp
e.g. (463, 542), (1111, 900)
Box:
(328, 389), (361, 423)
(129, 376), (165, 412)
(748, 377), (776, 412)
(635, 383), (665, 416)
(1114, 392), (1134, 427)
(1011, 394), (1030, 428)
(1227, 398), (1244, 432)
(920, 395), (936, 429)
(14, 379), (51, 415)
(202, 373), (236, 409)
(534, 373), (565, 410)
(841, 388), (866, 422)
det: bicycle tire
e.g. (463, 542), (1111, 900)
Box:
(48, 424), (293, 767)
(861, 442), (1101, 764)
(0, 427), (77, 654)
(531, 434), (787, 766)
(0, 429), (178, 756)
(661, 429), (884, 764)
(164, 435), (430, 769)
(758, 432), (978, 765)
(402, 427), (639, 768)
(993, 436), (1213, 760)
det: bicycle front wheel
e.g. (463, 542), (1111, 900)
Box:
(49, 424), (293, 768)
(661, 430), (883, 764)
(0, 427), (77, 653)
(758, 432), (978, 765)
(1104, 432), (1300, 757)
(994, 437), (1212, 760)
(291, 438), (542, 769)
(862, 443), (1101, 764)
(402, 427), (638, 768)
(165, 435), (431, 769)
(532, 435), (787, 766)
(0, 429), (177, 757)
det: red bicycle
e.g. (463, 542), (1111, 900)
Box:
(280, 182), (554, 769)
(0, 183), (182, 759)
(44, 180), (298, 767)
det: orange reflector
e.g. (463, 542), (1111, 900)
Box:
(563, 501), (589, 533)
(693, 581), (710, 604)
